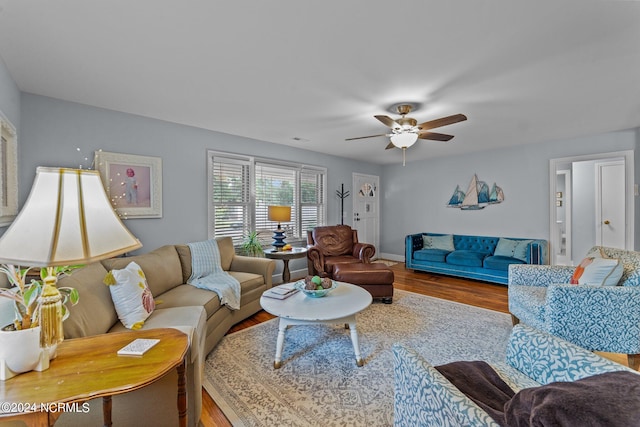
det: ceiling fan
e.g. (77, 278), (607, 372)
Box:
(346, 104), (467, 165)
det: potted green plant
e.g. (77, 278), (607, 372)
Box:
(0, 265), (80, 380)
(241, 231), (265, 257)
(0, 265), (80, 331)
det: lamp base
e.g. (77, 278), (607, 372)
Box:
(272, 228), (286, 251)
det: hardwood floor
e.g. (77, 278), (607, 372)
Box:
(199, 262), (509, 426)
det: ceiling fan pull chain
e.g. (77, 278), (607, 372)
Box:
(402, 147), (406, 166)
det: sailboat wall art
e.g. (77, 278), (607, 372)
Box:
(447, 174), (504, 210)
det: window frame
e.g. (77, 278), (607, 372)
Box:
(207, 150), (327, 247)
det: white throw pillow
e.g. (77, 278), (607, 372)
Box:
(104, 261), (155, 329)
(571, 248), (623, 286)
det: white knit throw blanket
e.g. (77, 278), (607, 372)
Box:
(187, 239), (241, 310)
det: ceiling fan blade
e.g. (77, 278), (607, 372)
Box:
(375, 115), (400, 129)
(345, 133), (389, 141)
(418, 132), (455, 141)
(417, 114), (467, 131)
(385, 142), (395, 150)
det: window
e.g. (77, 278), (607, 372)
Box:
(208, 151), (326, 246)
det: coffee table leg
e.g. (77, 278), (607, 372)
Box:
(274, 318), (287, 369)
(348, 321), (364, 367)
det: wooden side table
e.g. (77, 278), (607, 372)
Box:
(0, 328), (189, 427)
(265, 247), (308, 283)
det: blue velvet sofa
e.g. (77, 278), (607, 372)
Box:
(405, 233), (548, 285)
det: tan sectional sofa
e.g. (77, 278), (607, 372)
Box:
(54, 236), (275, 427)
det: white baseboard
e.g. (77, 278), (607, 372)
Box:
(379, 252), (405, 262)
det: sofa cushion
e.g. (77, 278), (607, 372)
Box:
(156, 285), (222, 319)
(105, 261), (156, 330)
(228, 271), (267, 293)
(102, 245), (184, 297)
(495, 238), (533, 261)
(422, 234), (455, 251)
(414, 248), (450, 263)
(62, 262), (118, 338)
(484, 255), (525, 272)
(446, 250), (489, 267)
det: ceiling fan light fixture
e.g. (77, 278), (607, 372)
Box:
(390, 132), (418, 148)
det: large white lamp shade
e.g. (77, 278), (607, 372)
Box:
(0, 167), (142, 266)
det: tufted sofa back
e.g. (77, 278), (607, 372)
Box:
(453, 235), (499, 253)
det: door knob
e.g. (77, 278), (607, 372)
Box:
(604, 220), (611, 225)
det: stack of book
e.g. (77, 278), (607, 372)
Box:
(263, 284), (298, 300)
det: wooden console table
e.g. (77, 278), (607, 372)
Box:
(0, 328), (189, 427)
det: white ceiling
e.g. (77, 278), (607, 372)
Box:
(0, 1), (639, 165)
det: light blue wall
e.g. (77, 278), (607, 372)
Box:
(18, 94), (381, 255)
(380, 129), (639, 259)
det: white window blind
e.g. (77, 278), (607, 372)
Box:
(210, 155), (251, 244)
(208, 151), (327, 246)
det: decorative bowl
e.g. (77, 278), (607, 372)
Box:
(294, 280), (338, 298)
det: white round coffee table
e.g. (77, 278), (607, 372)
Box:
(260, 282), (372, 368)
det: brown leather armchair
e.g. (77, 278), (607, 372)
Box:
(306, 225), (376, 278)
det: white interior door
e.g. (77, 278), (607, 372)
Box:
(352, 173), (380, 257)
(596, 160), (626, 249)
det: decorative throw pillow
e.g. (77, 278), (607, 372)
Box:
(104, 261), (155, 329)
(494, 238), (533, 262)
(422, 234), (455, 251)
(570, 248), (623, 286)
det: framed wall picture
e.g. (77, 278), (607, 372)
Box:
(94, 151), (162, 219)
(0, 110), (18, 226)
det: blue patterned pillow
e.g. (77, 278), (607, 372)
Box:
(423, 234), (455, 251)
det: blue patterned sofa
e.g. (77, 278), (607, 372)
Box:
(405, 233), (548, 285)
(509, 246), (640, 370)
(392, 324), (635, 427)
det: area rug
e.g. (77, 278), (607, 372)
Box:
(203, 290), (512, 426)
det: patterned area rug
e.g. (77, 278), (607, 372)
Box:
(204, 290), (512, 426)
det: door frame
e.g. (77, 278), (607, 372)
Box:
(549, 150), (634, 265)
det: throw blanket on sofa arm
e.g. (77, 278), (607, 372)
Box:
(187, 239), (241, 310)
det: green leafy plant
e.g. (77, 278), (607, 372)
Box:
(0, 265), (81, 331)
(241, 231), (265, 257)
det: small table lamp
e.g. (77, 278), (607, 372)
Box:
(0, 167), (142, 361)
(268, 205), (291, 251)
